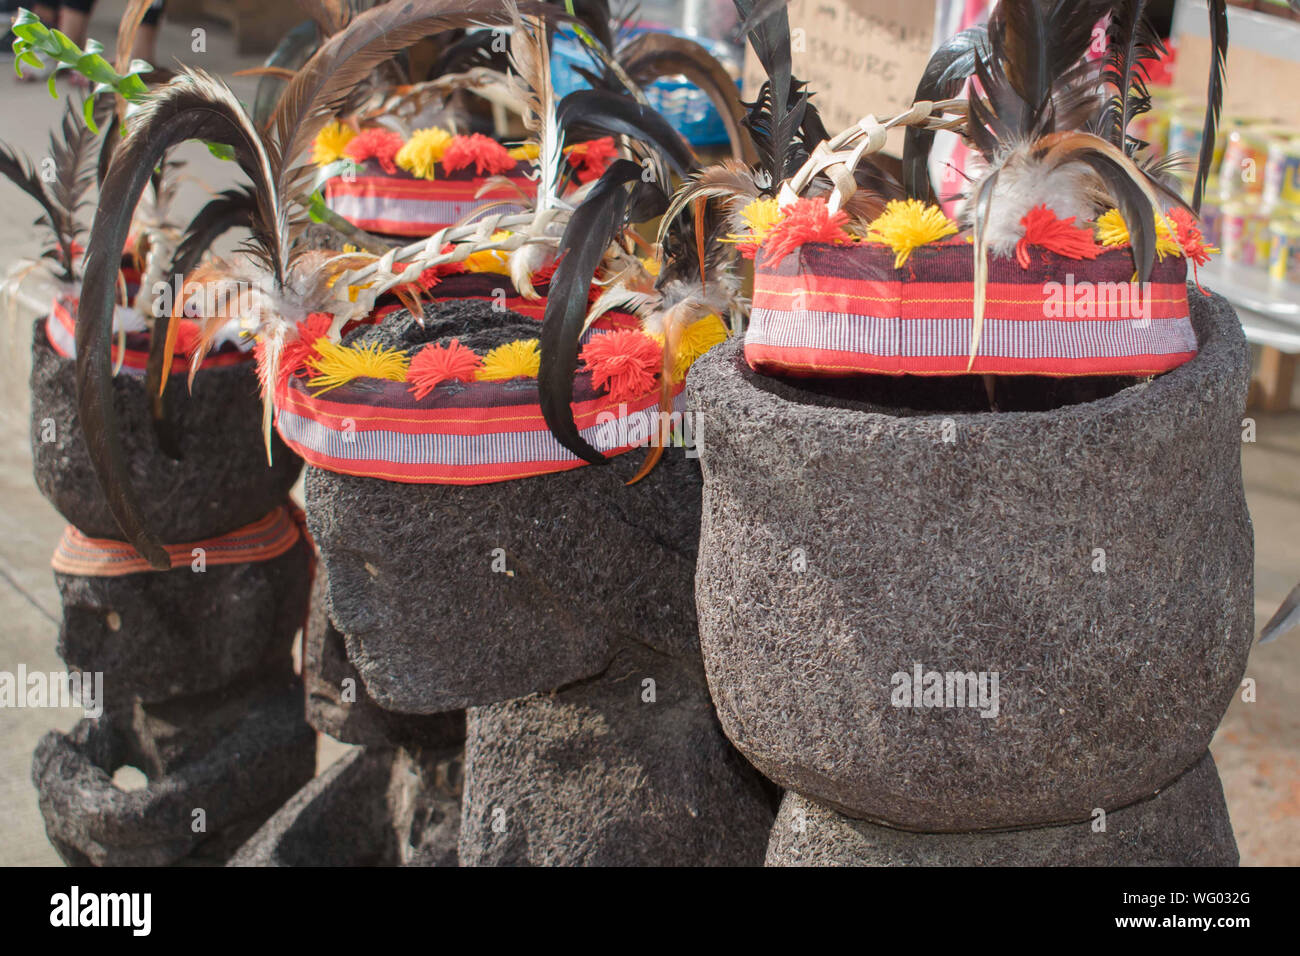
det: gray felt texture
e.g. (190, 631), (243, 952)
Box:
(766, 751), (1238, 866)
(687, 289), (1254, 830)
(29, 319), (302, 541)
(305, 571), (467, 750)
(32, 677), (315, 867)
(458, 642), (774, 866)
(230, 747), (463, 867)
(55, 537), (312, 706)
(304, 446), (704, 713)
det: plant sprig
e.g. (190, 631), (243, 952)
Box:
(10, 7), (152, 131)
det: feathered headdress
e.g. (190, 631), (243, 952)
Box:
(538, 0), (807, 475)
(76, 0), (559, 569)
(897, 0), (1228, 365)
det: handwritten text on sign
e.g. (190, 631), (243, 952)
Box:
(742, 0), (935, 147)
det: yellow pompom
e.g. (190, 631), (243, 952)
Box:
(724, 196), (782, 247)
(1095, 208), (1184, 260)
(672, 314), (729, 382)
(509, 143), (541, 162)
(307, 340), (410, 394)
(864, 199), (959, 268)
(640, 256), (662, 277)
(395, 127), (453, 181)
(477, 338), (540, 381)
(313, 122), (357, 166)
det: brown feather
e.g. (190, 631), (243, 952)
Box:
(115, 0), (157, 75)
(618, 32), (755, 165)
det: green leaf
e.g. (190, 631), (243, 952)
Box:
(206, 142), (236, 161)
(47, 71), (58, 99)
(83, 95), (99, 133)
(11, 22), (44, 45)
(49, 29), (83, 59)
(307, 190), (330, 224)
(74, 52), (118, 86)
(118, 73), (149, 100)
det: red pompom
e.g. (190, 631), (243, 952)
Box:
(566, 137), (618, 183)
(343, 129), (405, 175)
(1016, 204), (1103, 268)
(408, 339), (483, 400)
(762, 197), (852, 265)
(1168, 206), (1215, 294)
(441, 134), (515, 177)
(279, 312), (335, 382)
(580, 330), (662, 403)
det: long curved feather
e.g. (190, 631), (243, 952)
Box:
(617, 32), (755, 164)
(539, 159), (641, 464)
(115, 0), (157, 75)
(558, 89), (695, 178)
(77, 71), (281, 570)
(1193, 0), (1228, 212)
(904, 27), (987, 201)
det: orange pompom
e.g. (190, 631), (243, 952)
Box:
(762, 197), (852, 265)
(441, 134), (515, 177)
(580, 330), (662, 403)
(1016, 204), (1102, 268)
(408, 339), (483, 400)
(343, 129), (405, 175)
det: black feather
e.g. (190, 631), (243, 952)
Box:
(735, 0), (791, 37)
(1194, 0), (1228, 212)
(538, 158), (641, 464)
(253, 20), (323, 131)
(1098, 0), (1167, 154)
(550, 0), (613, 52)
(77, 72), (281, 571)
(428, 28), (511, 75)
(0, 96), (101, 282)
(558, 88), (695, 177)
(904, 26), (987, 201)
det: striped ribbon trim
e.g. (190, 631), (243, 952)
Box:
(274, 376), (686, 485)
(51, 505), (307, 577)
(46, 295), (250, 375)
(747, 243), (1199, 377)
(324, 163), (536, 237)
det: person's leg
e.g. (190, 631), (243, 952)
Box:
(56, 0), (93, 48)
(55, 0), (94, 86)
(131, 1), (163, 63)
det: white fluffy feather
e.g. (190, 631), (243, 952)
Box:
(965, 151), (1106, 254)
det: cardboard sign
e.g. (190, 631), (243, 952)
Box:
(742, 0), (937, 153)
